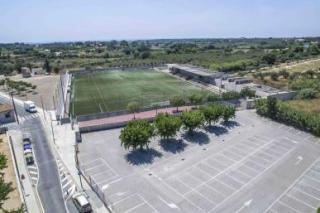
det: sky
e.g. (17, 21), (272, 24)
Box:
(0, 0), (319, 43)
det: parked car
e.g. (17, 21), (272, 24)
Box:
(72, 192), (92, 213)
(25, 153), (34, 165)
(23, 143), (32, 151)
(24, 149), (32, 155)
(22, 133), (32, 144)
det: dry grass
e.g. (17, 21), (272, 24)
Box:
(0, 134), (22, 211)
(286, 98), (320, 113)
(261, 58), (320, 73)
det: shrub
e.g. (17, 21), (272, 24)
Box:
(255, 98), (320, 136)
(240, 87), (256, 98)
(296, 88), (317, 99)
(221, 91), (241, 100)
(207, 94), (221, 102)
(270, 72), (279, 81)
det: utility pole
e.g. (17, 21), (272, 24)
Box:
(50, 119), (55, 145)
(52, 95), (56, 110)
(74, 144), (83, 189)
(10, 92), (19, 124)
(40, 95), (46, 121)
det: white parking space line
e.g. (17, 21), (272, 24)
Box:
(124, 202), (145, 213)
(263, 158), (320, 213)
(292, 187), (320, 202)
(80, 158), (101, 167)
(209, 146), (295, 213)
(285, 194), (316, 210)
(138, 194), (159, 213)
(278, 201), (300, 213)
(84, 163), (104, 172)
(100, 158), (119, 176)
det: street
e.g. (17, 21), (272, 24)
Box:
(0, 93), (70, 213)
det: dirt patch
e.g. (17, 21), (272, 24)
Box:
(0, 134), (22, 211)
(1, 75), (60, 110)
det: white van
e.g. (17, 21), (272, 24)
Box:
(72, 192), (92, 213)
(24, 101), (37, 113)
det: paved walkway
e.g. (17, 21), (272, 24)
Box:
(79, 106), (193, 129)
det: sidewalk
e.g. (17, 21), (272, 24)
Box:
(79, 106), (193, 130)
(8, 128), (43, 213)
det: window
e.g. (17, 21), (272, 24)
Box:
(5, 112), (11, 118)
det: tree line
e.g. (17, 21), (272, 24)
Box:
(120, 104), (236, 150)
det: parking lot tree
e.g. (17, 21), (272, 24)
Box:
(181, 110), (204, 133)
(170, 96), (185, 112)
(201, 104), (223, 126)
(119, 120), (155, 150)
(127, 102), (140, 119)
(188, 94), (204, 108)
(222, 105), (236, 122)
(154, 113), (182, 139)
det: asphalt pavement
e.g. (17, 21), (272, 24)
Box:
(0, 93), (69, 213)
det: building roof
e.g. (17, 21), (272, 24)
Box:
(169, 64), (223, 77)
(0, 104), (13, 113)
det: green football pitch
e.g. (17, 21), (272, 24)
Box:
(71, 69), (210, 116)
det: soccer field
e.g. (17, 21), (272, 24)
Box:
(71, 69), (209, 116)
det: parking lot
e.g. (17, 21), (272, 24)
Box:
(78, 110), (320, 213)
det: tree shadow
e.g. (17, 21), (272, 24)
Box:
(159, 138), (188, 154)
(205, 125), (228, 136)
(182, 131), (210, 145)
(125, 148), (162, 166)
(221, 120), (240, 129)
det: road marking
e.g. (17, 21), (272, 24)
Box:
(285, 194), (316, 210)
(124, 202), (145, 213)
(263, 158), (320, 213)
(209, 146), (295, 213)
(29, 170), (38, 175)
(295, 156), (303, 165)
(278, 201), (300, 213)
(235, 199), (252, 213)
(62, 180), (72, 189)
(292, 187), (320, 202)
(158, 196), (179, 209)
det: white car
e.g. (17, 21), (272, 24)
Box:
(72, 192), (92, 213)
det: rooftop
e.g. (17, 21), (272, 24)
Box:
(0, 104), (13, 113)
(169, 64), (222, 77)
